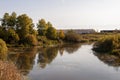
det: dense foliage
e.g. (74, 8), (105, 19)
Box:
(24, 34), (38, 46)
(0, 12), (37, 46)
(58, 30), (65, 40)
(93, 35), (120, 55)
(0, 39), (8, 60)
(0, 12), (87, 46)
(46, 27), (57, 40)
(37, 19), (48, 36)
(65, 30), (81, 42)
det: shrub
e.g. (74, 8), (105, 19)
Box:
(93, 35), (120, 53)
(24, 34), (38, 46)
(0, 39), (8, 60)
(65, 30), (81, 42)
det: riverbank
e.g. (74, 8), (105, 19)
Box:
(93, 34), (120, 56)
(0, 61), (22, 80)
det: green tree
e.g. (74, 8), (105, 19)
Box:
(1, 12), (17, 29)
(37, 19), (48, 36)
(7, 12), (17, 29)
(16, 14), (33, 39)
(1, 13), (10, 28)
(46, 27), (57, 40)
(0, 26), (7, 41)
(7, 28), (19, 43)
(47, 22), (52, 28)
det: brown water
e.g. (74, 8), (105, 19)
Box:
(7, 43), (120, 80)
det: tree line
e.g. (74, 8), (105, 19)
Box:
(0, 12), (81, 46)
(0, 12), (66, 46)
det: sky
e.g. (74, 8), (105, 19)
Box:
(1, 0), (120, 30)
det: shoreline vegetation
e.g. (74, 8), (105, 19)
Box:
(93, 35), (120, 56)
(0, 39), (22, 80)
(1, 12), (120, 80)
(0, 61), (22, 80)
(0, 12), (100, 48)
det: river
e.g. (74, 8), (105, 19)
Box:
(7, 43), (120, 80)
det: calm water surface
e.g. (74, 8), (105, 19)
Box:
(8, 43), (120, 80)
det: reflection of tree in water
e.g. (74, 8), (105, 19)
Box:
(93, 51), (120, 70)
(6, 43), (81, 73)
(37, 44), (81, 69)
(59, 46), (64, 56)
(38, 47), (58, 68)
(60, 43), (81, 54)
(7, 47), (37, 75)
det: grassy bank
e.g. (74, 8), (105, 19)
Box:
(0, 61), (22, 80)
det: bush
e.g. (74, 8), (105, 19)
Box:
(0, 39), (8, 60)
(65, 31), (81, 42)
(24, 34), (38, 46)
(93, 35), (120, 53)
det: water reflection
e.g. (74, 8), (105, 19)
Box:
(93, 51), (120, 69)
(37, 47), (58, 68)
(7, 43), (81, 75)
(59, 43), (81, 54)
(2, 43), (120, 80)
(37, 43), (81, 68)
(7, 47), (37, 75)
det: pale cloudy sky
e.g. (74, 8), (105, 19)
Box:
(1, 0), (120, 30)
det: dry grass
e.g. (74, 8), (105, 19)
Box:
(0, 61), (23, 80)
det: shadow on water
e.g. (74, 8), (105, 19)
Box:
(6, 43), (81, 75)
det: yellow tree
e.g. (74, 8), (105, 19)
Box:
(58, 30), (65, 39)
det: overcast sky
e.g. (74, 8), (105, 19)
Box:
(1, 0), (120, 30)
